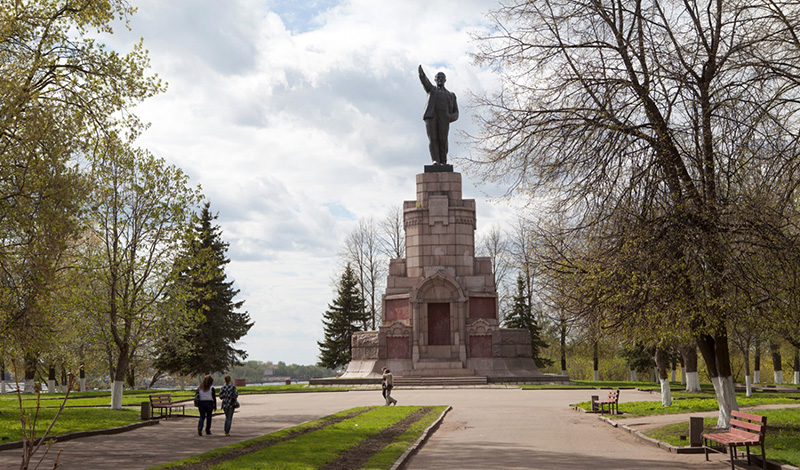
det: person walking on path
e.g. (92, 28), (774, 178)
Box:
(382, 367), (397, 406)
(218, 375), (239, 436)
(195, 375), (216, 436)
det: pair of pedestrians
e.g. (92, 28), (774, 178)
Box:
(195, 375), (239, 436)
(381, 367), (397, 406)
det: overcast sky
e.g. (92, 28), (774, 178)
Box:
(107, 0), (520, 366)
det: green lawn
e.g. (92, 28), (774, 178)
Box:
(645, 408), (800, 467)
(149, 406), (448, 470)
(0, 407), (141, 442)
(573, 395), (799, 417)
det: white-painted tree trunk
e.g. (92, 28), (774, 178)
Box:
(754, 370), (760, 384)
(774, 371), (784, 384)
(794, 372), (799, 385)
(0, 380), (5, 394)
(671, 369), (676, 382)
(24, 379), (34, 394)
(660, 378), (672, 406)
(110, 381), (124, 410)
(630, 370), (638, 382)
(561, 370), (567, 377)
(593, 370), (599, 381)
(80, 378), (86, 392)
(711, 376), (739, 428)
(745, 375), (752, 398)
(681, 368), (686, 385)
(47, 379), (55, 394)
(685, 371), (702, 392)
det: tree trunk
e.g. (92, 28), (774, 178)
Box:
(24, 354), (37, 394)
(560, 320), (567, 376)
(592, 340), (599, 381)
(754, 340), (761, 384)
(679, 356), (686, 385)
(697, 332), (738, 428)
(743, 345), (752, 398)
(110, 349), (130, 410)
(770, 341), (783, 384)
(630, 369), (637, 381)
(793, 349), (799, 385)
(680, 344), (701, 392)
(654, 347), (672, 407)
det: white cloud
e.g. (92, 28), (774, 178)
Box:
(105, 0), (518, 365)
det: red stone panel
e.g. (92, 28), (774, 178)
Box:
(387, 337), (410, 359)
(469, 335), (492, 357)
(469, 297), (496, 320)
(384, 298), (410, 323)
(428, 302), (451, 345)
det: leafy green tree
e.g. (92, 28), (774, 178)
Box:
(318, 264), (368, 370)
(83, 137), (201, 409)
(504, 273), (552, 368)
(154, 203), (253, 377)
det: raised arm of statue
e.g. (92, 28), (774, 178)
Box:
(418, 65), (433, 92)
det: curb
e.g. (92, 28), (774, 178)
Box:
(597, 415), (800, 470)
(391, 405), (452, 470)
(0, 420), (159, 451)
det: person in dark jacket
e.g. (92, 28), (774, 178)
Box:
(195, 375), (216, 436)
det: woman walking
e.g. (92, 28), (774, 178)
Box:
(195, 375), (216, 436)
(219, 375), (239, 436)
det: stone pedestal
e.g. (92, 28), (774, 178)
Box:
(343, 169), (545, 381)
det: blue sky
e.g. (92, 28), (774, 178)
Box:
(105, 0), (521, 365)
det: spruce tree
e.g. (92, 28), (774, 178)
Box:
(504, 273), (552, 367)
(154, 203), (253, 376)
(317, 264), (368, 370)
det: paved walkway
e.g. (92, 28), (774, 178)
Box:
(0, 388), (754, 469)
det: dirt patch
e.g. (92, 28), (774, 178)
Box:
(319, 407), (431, 470)
(169, 408), (371, 470)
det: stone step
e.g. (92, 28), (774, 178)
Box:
(414, 360), (464, 369)
(402, 367), (477, 377)
(395, 376), (488, 386)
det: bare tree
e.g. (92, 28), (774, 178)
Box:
(341, 218), (385, 330)
(469, 0), (800, 427)
(477, 224), (513, 318)
(378, 206), (405, 259)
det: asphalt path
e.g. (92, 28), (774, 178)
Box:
(0, 388), (746, 469)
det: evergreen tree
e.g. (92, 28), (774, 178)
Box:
(504, 273), (553, 367)
(317, 264), (368, 370)
(154, 203), (253, 376)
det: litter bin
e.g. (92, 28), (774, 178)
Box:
(285, 379), (291, 385)
(140, 402), (151, 420)
(590, 395), (599, 412)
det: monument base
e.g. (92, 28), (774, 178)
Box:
(424, 163), (453, 173)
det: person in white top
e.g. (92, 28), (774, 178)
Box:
(195, 375), (216, 435)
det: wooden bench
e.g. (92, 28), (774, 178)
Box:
(149, 393), (186, 418)
(598, 390), (620, 414)
(703, 410), (767, 470)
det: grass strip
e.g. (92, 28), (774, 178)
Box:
(211, 407), (419, 470)
(0, 407), (140, 443)
(572, 396), (798, 417)
(149, 406), (440, 470)
(148, 407), (372, 469)
(644, 408), (800, 467)
(360, 406), (447, 470)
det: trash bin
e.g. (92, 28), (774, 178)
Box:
(689, 416), (704, 447)
(140, 402), (151, 420)
(590, 395), (599, 412)
(285, 379), (291, 385)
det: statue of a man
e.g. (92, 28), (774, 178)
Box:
(418, 65), (458, 165)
